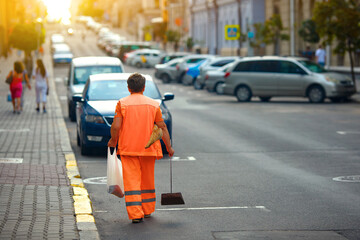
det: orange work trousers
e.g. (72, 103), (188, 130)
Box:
(121, 155), (156, 220)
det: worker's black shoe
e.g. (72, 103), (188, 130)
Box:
(144, 214), (151, 218)
(132, 218), (143, 223)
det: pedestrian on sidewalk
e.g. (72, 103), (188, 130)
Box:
(315, 45), (326, 67)
(108, 73), (174, 224)
(32, 59), (49, 113)
(7, 61), (31, 114)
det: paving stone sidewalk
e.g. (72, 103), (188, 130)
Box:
(0, 45), (91, 239)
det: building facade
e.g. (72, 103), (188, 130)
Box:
(190, 0), (265, 55)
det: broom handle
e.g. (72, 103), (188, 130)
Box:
(170, 156), (173, 193)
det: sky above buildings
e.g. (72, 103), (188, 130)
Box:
(42, 0), (72, 23)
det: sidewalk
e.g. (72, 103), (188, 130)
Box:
(0, 43), (99, 239)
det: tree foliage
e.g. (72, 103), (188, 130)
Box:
(249, 23), (266, 54)
(9, 23), (45, 54)
(78, 0), (104, 19)
(263, 14), (289, 55)
(313, 0), (360, 84)
(166, 29), (181, 51)
(298, 19), (320, 44)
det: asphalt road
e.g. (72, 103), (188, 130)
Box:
(53, 26), (360, 240)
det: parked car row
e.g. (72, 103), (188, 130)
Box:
(155, 54), (356, 103)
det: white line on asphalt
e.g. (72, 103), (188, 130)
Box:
(94, 210), (108, 213)
(337, 131), (360, 135)
(163, 156), (196, 161)
(55, 77), (62, 82)
(0, 129), (30, 132)
(156, 206), (270, 212)
(59, 96), (67, 101)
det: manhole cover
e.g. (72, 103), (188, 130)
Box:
(83, 177), (107, 185)
(0, 158), (23, 163)
(333, 175), (360, 182)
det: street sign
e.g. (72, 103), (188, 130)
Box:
(225, 25), (240, 40)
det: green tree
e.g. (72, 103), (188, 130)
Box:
(313, 0), (360, 86)
(249, 23), (266, 55)
(78, 0), (104, 19)
(298, 19), (320, 44)
(263, 14), (289, 55)
(165, 29), (181, 51)
(9, 23), (45, 56)
(186, 37), (194, 52)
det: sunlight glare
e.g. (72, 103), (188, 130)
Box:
(42, 0), (72, 23)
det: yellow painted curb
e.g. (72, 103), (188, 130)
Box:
(76, 214), (95, 223)
(67, 166), (81, 178)
(73, 186), (89, 196)
(71, 178), (84, 188)
(65, 153), (76, 163)
(73, 196), (92, 215)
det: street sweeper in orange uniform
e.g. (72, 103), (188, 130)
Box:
(108, 73), (174, 224)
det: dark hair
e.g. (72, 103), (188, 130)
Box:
(14, 61), (24, 73)
(36, 59), (46, 78)
(127, 73), (145, 93)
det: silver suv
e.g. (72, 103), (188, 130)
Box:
(67, 57), (124, 121)
(223, 56), (356, 103)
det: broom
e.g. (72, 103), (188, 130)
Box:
(161, 153), (185, 205)
(145, 125), (184, 205)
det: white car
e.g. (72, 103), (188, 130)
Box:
(67, 57), (125, 121)
(128, 49), (164, 68)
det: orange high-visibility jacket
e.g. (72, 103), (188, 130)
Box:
(115, 93), (163, 159)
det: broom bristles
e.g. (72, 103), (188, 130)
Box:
(161, 192), (185, 205)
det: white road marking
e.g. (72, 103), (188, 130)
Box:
(94, 210), (108, 213)
(156, 206), (270, 212)
(164, 156), (196, 161)
(0, 158), (23, 163)
(0, 129), (30, 132)
(337, 131), (360, 135)
(59, 96), (67, 101)
(55, 77), (62, 82)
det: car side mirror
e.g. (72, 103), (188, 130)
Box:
(163, 93), (174, 101)
(72, 95), (83, 102)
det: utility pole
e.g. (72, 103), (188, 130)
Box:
(290, 0), (295, 56)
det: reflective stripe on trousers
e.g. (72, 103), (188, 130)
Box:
(121, 155), (156, 219)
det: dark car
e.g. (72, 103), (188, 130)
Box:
(74, 73), (174, 155)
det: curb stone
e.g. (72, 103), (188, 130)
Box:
(45, 43), (100, 240)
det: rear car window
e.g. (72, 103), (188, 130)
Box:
(211, 59), (235, 67)
(233, 60), (279, 73)
(88, 80), (161, 100)
(187, 58), (205, 64)
(74, 66), (123, 84)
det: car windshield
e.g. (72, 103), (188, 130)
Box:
(298, 60), (327, 73)
(88, 80), (161, 101)
(74, 66), (122, 84)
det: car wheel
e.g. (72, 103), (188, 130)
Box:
(308, 85), (325, 103)
(161, 74), (171, 83)
(235, 85), (252, 102)
(68, 102), (76, 122)
(259, 96), (272, 102)
(135, 62), (142, 68)
(193, 79), (203, 90)
(214, 82), (225, 95)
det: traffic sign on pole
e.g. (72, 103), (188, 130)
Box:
(224, 25), (240, 40)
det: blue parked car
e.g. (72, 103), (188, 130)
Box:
(181, 59), (208, 85)
(73, 73), (174, 155)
